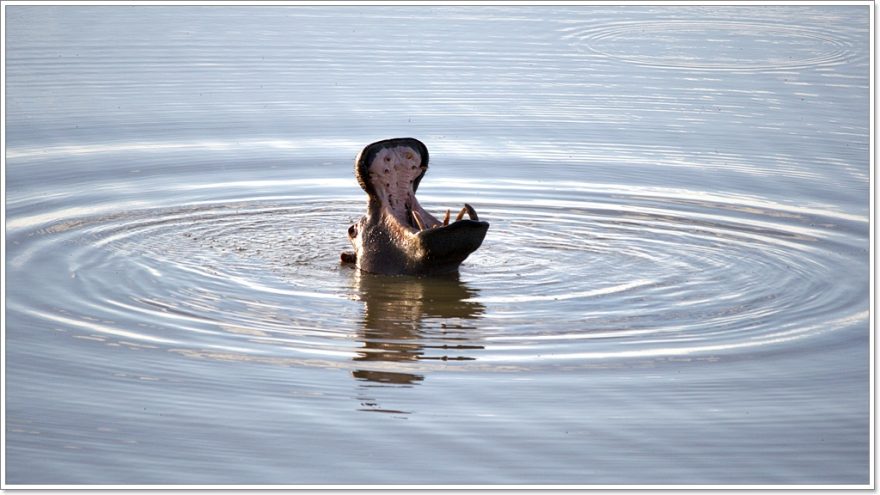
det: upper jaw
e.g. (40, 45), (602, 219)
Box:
(355, 137), (429, 201)
(355, 137), (483, 235)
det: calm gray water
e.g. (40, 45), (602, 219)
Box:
(4, 5), (871, 486)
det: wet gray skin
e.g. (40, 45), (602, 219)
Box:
(341, 138), (489, 275)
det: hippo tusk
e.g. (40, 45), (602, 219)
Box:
(464, 203), (479, 221)
(412, 210), (427, 231)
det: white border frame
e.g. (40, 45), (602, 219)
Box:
(1, 0), (874, 490)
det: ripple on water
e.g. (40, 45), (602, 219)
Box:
(563, 20), (853, 71)
(5, 181), (868, 378)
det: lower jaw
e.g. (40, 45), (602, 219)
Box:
(350, 202), (487, 275)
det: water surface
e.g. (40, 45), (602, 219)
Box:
(4, 5), (871, 485)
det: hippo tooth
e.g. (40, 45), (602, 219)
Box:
(464, 203), (479, 221)
(455, 207), (467, 222)
(412, 210), (427, 231)
(442, 209), (450, 226)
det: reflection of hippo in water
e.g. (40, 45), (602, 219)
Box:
(341, 138), (489, 275)
(351, 270), (486, 387)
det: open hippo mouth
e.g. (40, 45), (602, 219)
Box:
(341, 138), (490, 275)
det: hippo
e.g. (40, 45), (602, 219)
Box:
(341, 138), (489, 275)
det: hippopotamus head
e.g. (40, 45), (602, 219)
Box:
(341, 138), (489, 275)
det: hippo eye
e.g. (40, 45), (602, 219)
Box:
(348, 224), (357, 238)
(384, 156), (391, 163)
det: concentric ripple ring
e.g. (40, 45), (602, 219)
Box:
(5, 180), (868, 374)
(565, 21), (852, 71)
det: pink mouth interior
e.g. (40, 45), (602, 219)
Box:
(367, 145), (442, 231)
